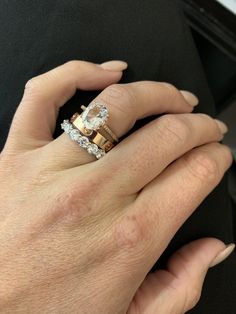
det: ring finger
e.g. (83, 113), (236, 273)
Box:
(45, 81), (198, 167)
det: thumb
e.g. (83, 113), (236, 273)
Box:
(128, 238), (235, 314)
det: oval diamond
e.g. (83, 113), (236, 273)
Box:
(81, 102), (108, 130)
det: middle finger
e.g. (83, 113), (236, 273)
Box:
(102, 113), (226, 194)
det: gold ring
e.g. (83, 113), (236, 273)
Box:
(70, 102), (118, 153)
(70, 113), (115, 153)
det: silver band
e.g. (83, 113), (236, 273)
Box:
(61, 120), (105, 159)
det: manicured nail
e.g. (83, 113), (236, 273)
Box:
(210, 243), (235, 267)
(215, 119), (228, 134)
(99, 60), (128, 71)
(180, 90), (199, 107)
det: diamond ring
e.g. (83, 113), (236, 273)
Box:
(72, 102), (118, 151)
(80, 102), (118, 143)
(61, 102), (118, 159)
(61, 120), (105, 159)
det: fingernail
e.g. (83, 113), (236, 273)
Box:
(210, 243), (235, 267)
(99, 60), (128, 71)
(180, 90), (199, 107)
(214, 119), (228, 134)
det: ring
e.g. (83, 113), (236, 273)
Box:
(80, 102), (118, 143)
(61, 120), (105, 159)
(79, 102), (118, 142)
(61, 102), (118, 159)
(70, 113), (115, 153)
(71, 102), (118, 152)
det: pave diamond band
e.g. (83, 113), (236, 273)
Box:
(61, 120), (105, 159)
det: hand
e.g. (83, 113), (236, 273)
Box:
(0, 60), (233, 313)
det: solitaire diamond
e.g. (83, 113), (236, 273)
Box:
(81, 102), (108, 130)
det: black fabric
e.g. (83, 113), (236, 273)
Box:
(0, 1), (235, 313)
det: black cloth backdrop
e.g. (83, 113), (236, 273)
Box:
(0, 1), (235, 313)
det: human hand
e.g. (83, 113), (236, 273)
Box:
(0, 60), (234, 313)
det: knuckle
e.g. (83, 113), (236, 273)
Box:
(162, 82), (180, 100)
(53, 183), (93, 222)
(196, 113), (211, 120)
(24, 76), (46, 99)
(105, 84), (131, 100)
(112, 211), (152, 251)
(101, 84), (135, 115)
(197, 113), (222, 135)
(65, 59), (79, 67)
(162, 82), (178, 92)
(52, 173), (101, 222)
(157, 114), (189, 144)
(24, 77), (39, 90)
(113, 214), (145, 250)
(64, 59), (84, 72)
(184, 150), (219, 182)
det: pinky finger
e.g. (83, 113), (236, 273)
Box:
(127, 238), (235, 314)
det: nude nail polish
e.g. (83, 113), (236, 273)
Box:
(210, 243), (235, 267)
(214, 119), (228, 134)
(99, 60), (128, 71)
(180, 90), (199, 107)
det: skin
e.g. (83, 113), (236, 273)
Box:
(0, 60), (233, 313)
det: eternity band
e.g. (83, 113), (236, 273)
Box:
(61, 120), (105, 159)
(70, 113), (115, 153)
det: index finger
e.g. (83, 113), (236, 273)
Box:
(5, 60), (126, 151)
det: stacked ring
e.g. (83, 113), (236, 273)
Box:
(61, 102), (119, 159)
(80, 104), (118, 143)
(61, 120), (105, 159)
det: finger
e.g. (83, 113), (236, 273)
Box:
(45, 82), (198, 167)
(5, 60), (127, 151)
(127, 238), (235, 314)
(90, 82), (198, 138)
(130, 143), (233, 262)
(104, 113), (227, 194)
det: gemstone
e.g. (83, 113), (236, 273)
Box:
(78, 136), (89, 148)
(61, 120), (73, 134)
(87, 143), (99, 154)
(69, 129), (81, 141)
(81, 102), (108, 130)
(96, 150), (105, 159)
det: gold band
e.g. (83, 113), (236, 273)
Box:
(70, 113), (115, 153)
